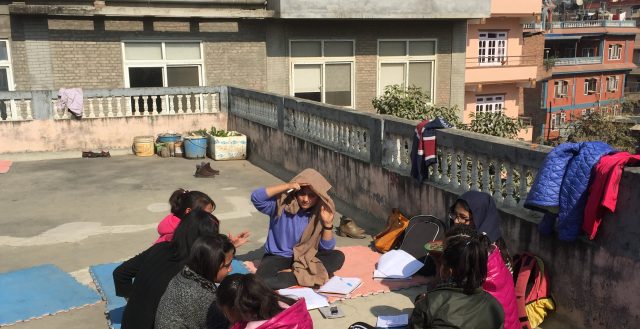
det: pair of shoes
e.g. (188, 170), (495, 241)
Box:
(195, 162), (220, 178)
(82, 150), (111, 158)
(337, 216), (366, 239)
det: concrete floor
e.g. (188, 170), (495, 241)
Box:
(0, 154), (419, 329)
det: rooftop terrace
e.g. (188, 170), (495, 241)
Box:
(1, 86), (639, 328)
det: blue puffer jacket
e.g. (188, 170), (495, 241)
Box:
(525, 142), (615, 241)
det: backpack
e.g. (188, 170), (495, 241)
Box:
(512, 252), (555, 329)
(398, 215), (446, 276)
(373, 208), (409, 253)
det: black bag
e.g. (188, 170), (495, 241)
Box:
(398, 215), (446, 276)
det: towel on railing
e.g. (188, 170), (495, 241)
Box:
(410, 118), (452, 183)
(56, 88), (83, 118)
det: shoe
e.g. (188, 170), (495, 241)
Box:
(338, 216), (366, 239)
(82, 151), (94, 158)
(100, 150), (111, 158)
(194, 166), (217, 178)
(198, 162), (220, 175)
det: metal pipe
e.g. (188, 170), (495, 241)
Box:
(107, 0), (266, 5)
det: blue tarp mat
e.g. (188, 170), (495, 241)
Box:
(0, 264), (101, 326)
(90, 259), (250, 329)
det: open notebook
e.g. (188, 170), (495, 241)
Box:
(317, 276), (362, 296)
(278, 287), (329, 310)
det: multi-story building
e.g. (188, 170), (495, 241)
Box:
(0, 0), (493, 115)
(523, 12), (638, 141)
(464, 0), (541, 141)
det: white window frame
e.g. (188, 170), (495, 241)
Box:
(582, 48), (595, 57)
(550, 113), (558, 131)
(607, 75), (619, 91)
(289, 39), (355, 108)
(478, 31), (507, 66)
(377, 39), (437, 102)
(608, 44), (622, 60)
(122, 40), (205, 88)
(560, 112), (566, 123)
(475, 94), (505, 114)
(0, 40), (15, 91)
(554, 80), (569, 98)
(584, 78), (598, 95)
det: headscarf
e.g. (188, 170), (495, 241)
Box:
(456, 191), (502, 243)
(276, 168), (335, 287)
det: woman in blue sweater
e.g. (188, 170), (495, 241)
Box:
(251, 168), (345, 289)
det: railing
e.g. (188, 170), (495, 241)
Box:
(554, 56), (602, 66)
(465, 55), (538, 67)
(625, 82), (640, 93)
(0, 91), (34, 122)
(551, 20), (636, 28)
(523, 22), (543, 30)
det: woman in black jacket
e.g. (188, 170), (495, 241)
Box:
(113, 209), (219, 329)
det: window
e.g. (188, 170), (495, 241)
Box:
(123, 42), (203, 88)
(475, 95), (504, 114)
(0, 40), (14, 120)
(290, 40), (354, 107)
(478, 32), (507, 66)
(608, 44), (622, 60)
(582, 48), (595, 57)
(584, 78), (598, 95)
(378, 40), (436, 101)
(560, 112), (566, 123)
(607, 76), (619, 91)
(550, 113), (558, 131)
(554, 80), (569, 98)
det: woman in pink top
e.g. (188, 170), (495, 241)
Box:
(155, 188), (249, 246)
(216, 273), (313, 329)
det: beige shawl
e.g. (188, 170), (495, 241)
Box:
(276, 168), (335, 287)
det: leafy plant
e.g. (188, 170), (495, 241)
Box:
(372, 85), (462, 127)
(185, 129), (208, 137)
(543, 57), (557, 71)
(466, 111), (526, 139)
(566, 111), (636, 152)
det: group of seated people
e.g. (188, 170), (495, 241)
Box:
(113, 168), (518, 329)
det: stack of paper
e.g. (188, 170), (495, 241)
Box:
(373, 249), (423, 279)
(317, 276), (362, 296)
(278, 287), (329, 310)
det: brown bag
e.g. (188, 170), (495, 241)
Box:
(373, 208), (410, 253)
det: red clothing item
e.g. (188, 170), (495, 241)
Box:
(583, 152), (640, 240)
(154, 213), (181, 244)
(231, 299), (312, 329)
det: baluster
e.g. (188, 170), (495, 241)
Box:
(203, 93), (209, 113)
(177, 95), (184, 114)
(195, 94), (201, 113)
(505, 162), (517, 206)
(451, 148), (460, 190)
(142, 96), (150, 116)
(168, 95), (176, 115)
(518, 165), (529, 207)
(25, 100), (33, 120)
(97, 97), (104, 118)
(493, 160), (505, 204)
(186, 94), (192, 113)
(6, 100), (16, 120)
(132, 96), (140, 116)
(125, 97), (133, 116)
(114, 96), (123, 116)
(481, 155), (491, 194)
(470, 153), (480, 191)
(460, 151), (469, 191)
(87, 98), (95, 118)
(440, 146), (450, 185)
(106, 97), (113, 117)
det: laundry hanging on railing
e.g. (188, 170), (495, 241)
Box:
(410, 117), (452, 183)
(56, 88), (83, 118)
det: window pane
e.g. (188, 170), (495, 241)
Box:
(167, 66), (200, 87)
(0, 41), (8, 61)
(409, 41), (435, 56)
(379, 41), (406, 56)
(165, 42), (201, 60)
(125, 43), (162, 60)
(291, 41), (322, 57)
(128, 67), (163, 87)
(408, 62), (432, 99)
(379, 63), (405, 94)
(324, 41), (353, 57)
(325, 63), (351, 106)
(0, 68), (8, 91)
(293, 64), (322, 102)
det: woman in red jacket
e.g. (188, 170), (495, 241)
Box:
(216, 273), (313, 329)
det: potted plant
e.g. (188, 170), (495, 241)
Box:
(207, 127), (247, 160)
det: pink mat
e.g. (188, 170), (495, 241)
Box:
(0, 160), (12, 174)
(243, 245), (435, 303)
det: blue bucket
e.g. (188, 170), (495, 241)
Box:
(157, 133), (181, 144)
(183, 136), (207, 159)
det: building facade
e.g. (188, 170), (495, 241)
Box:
(464, 0), (541, 141)
(0, 0), (492, 114)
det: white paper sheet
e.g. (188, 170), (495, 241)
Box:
(376, 314), (409, 328)
(374, 249), (423, 279)
(278, 287), (329, 310)
(317, 276), (362, 295)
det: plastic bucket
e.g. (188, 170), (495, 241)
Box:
(157, 133), (182, 144)
(133, 136), (155, 157)
(183, 136), (207, 159)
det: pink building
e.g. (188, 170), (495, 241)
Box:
(464, 0), (541, 141)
